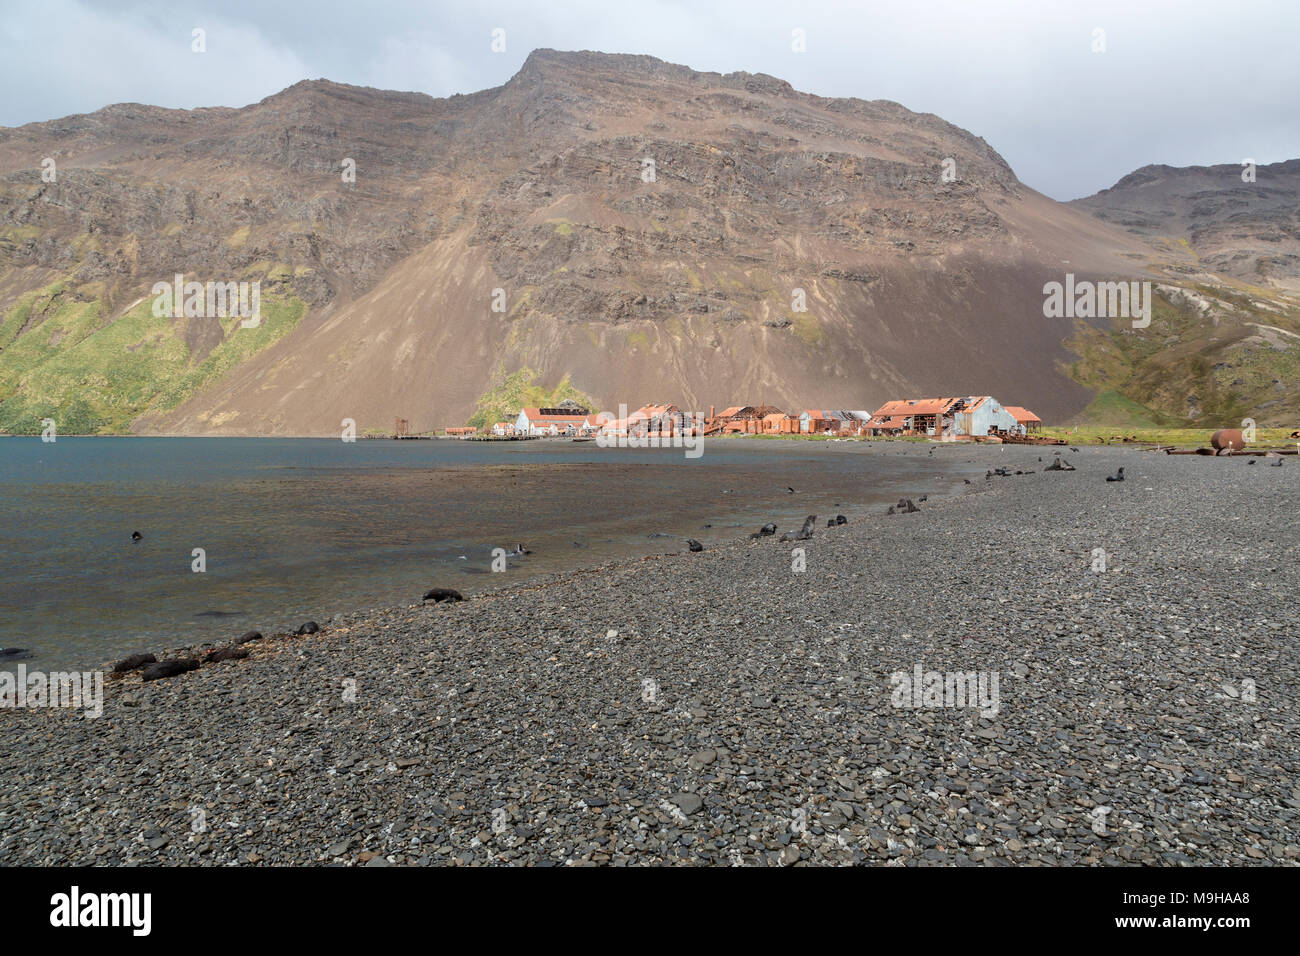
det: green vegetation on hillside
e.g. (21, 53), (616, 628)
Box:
(466, 366), (597, 430)
(1064, 283), (1300, 428)
(0, 280), (308, 434)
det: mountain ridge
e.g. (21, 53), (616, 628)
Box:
(1, 49), (1293, 435)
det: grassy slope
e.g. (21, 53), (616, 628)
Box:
(0, 280), (307, 434)
(1063, 283), (1300, 430)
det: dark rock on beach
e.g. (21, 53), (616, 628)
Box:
(140, 659), (200, 682)
(204, 646), (250, 664)
(112, 653), (157, 673)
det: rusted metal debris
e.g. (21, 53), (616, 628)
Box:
(1165, 447), (1297, 456)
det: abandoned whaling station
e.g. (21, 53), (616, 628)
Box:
(394, 395), (1047, 440)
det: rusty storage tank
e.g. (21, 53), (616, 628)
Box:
(1211, 429), (1246, 451)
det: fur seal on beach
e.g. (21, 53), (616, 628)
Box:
(204, 646), (249, 664)
(236, 630), (263, 644)
(295, 621), (320, 634)
(687, 539), (704, 552)
(422, 588), (464, 603)
(836, 515), (847, 525)
(1105, 467), (1125, 482)
(141, 658), (200, 682)
(780, 516), (817, 541)
(131, 531), (142, 541)
(112, 653), (156, 673)
(1045, 458), (1075, 471)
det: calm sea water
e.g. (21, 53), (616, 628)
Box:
(0, 437), (971, 668)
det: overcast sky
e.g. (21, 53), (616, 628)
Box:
(1, 0), (1296, 199)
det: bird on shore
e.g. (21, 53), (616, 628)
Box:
(687, 539), (704, 552)
(1105, 467), (1125, 482)
(509, 543), (531, 555)
(786, 486), (796, 494)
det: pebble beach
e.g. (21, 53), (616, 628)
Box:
(2, 443), (1297, 866)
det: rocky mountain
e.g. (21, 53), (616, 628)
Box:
(1066, 161), (1300, 426)
(1073, 160), (1300, 288)
(0, 49), (1292, 435)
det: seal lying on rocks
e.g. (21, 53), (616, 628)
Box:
(422, 588), (464, 603)
(1106, 467), (1125, 482)
(779, 516), (817, 542)
(687, 539), (704, 552)
(112, 653), (157, 673)
(295, 621), (320, 635)
(141, 659), (200, 682)
(835, 515), (847, 525)
(1045, 457), (1075, 471)
(204, 646), (249, 664)
(236, 630), (263, 644)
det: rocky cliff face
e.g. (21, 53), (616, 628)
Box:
(1073, 160), (1300, 288)
(0, 49), (1210, 434)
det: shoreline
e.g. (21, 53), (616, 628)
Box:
(4, 438), (984, 669)
(4, 443), (1298, 866)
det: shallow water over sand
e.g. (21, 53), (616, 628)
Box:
(1, 436), (975, 668)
